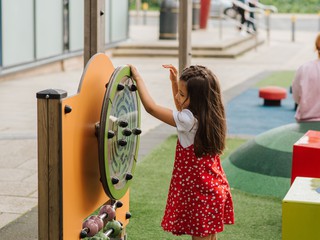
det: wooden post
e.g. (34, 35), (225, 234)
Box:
(37, 89), (67, 240)
(178, 0), (192, 74)
(84, 0), (106, 66)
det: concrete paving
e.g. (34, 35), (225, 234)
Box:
(0, 13), (318, 239)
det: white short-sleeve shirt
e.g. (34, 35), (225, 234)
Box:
(173, 109), (198, 148)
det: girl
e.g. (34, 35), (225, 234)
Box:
(129, 64), (234, 240)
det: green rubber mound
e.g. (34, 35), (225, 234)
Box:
(229, 139), (292, 177)
(223, 122), (320, 198)
(223, 158), (290, 199)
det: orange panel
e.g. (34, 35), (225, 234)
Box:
(61, 53), (129, 239)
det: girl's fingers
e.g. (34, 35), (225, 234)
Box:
(163, 64), (178, 74)
(128, 64), (141, 81)
(163, 64), (175, 70)
(162, 64), (172, 68)
(128, 64), (138, 73)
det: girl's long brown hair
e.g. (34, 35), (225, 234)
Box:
(180, 65), (226, 157)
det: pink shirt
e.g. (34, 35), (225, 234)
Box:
(292, 59), (320, 122)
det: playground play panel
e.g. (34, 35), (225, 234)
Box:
(37, 53), (141, 239)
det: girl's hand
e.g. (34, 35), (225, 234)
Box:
(163, 64), (178, 83)
(128, 64), (142, 82)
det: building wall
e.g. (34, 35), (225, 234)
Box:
(0, 0), (129, 73)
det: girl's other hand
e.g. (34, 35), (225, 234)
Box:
(163, 64), (178, 83)
(128, 64), (141, 82)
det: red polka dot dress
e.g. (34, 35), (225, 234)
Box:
(161, 109), (234, 237)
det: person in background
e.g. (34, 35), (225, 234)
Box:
(237, 0), (247, 32)
(292, 33), (320, 122)
(247, 0), (258, 33)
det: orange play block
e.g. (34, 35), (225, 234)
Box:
(291, 130), (320, 184)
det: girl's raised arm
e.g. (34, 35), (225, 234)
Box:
(162, 64), (181, 111)
(129, 64), (176, 127)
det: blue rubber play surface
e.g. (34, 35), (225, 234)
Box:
(226, 88), (296, 136)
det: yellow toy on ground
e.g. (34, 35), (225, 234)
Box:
(282, 177), (320, 240)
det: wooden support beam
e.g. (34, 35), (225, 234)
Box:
(84, 0), (106, 66)
(178, 0), (192, 74)
(37, 89), (67, 240)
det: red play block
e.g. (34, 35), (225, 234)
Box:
(291, 130), (320, 184)
(259, 86), (287, 106)
(259, 86), (287, 100)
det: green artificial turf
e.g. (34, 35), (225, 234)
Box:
(126, 135), (282, 240)
(221, 137), (249, 160)
(254, 71), (295, 88)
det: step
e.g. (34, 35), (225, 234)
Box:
(112, 48), (178, 58)
(192, 37), (265, 58)
(111, 35), (265, 58)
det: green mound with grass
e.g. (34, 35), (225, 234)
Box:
(223, 122), (320, 199)
(254, 71), (295, 88)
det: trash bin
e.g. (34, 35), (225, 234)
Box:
(192, 0), (200, 30)
(200, 0), (210, 29)
(159, 0), (179, 40)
